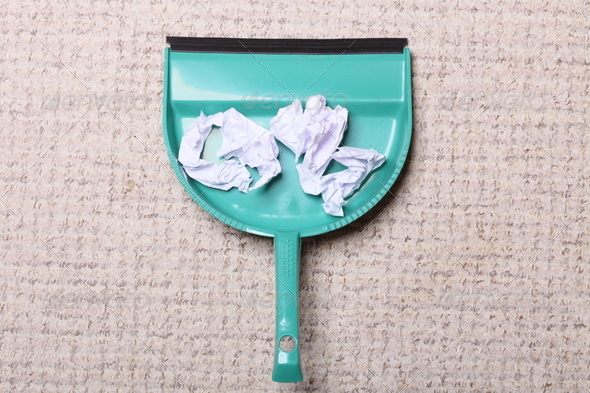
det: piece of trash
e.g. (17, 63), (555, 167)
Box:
(316, 147), (385, 216)
(272, 95), (385, 216)
(179, 95), (385, 216)
(178, 108), (281, 192)
(271, 95), (348, 167)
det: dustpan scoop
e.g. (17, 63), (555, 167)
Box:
(163, 36), (412, 383)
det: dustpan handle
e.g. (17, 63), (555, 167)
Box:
(272, 232), (303, 383)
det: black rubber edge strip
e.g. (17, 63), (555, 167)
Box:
(166, 36), (408, 54)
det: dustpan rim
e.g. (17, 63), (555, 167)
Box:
(166, 36), (408, 54)
(162, 47), (413, 238)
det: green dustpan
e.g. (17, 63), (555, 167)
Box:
(162, 37), (412, 383)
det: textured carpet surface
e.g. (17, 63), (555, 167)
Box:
(1, 0), (590, 392)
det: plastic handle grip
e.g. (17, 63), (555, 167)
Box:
(272, 232), (303, 383)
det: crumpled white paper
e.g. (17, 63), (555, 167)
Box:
(178, 109), (280, 192)
(272, 95), (385, 216)
(295, 146), (385, 216)
(271, 95), (348, 169)
(180, 95), (386, 216)
(317, 147), (386, 216)
(216, 108), (281, 190)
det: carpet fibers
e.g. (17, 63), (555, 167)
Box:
(1, 0), (590, 392)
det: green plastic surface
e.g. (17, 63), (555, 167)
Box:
(162, 47), (412, 383)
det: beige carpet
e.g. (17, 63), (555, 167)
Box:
(1, 0), (590, 391)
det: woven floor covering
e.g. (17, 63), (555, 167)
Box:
(1, 0), (590, 392)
